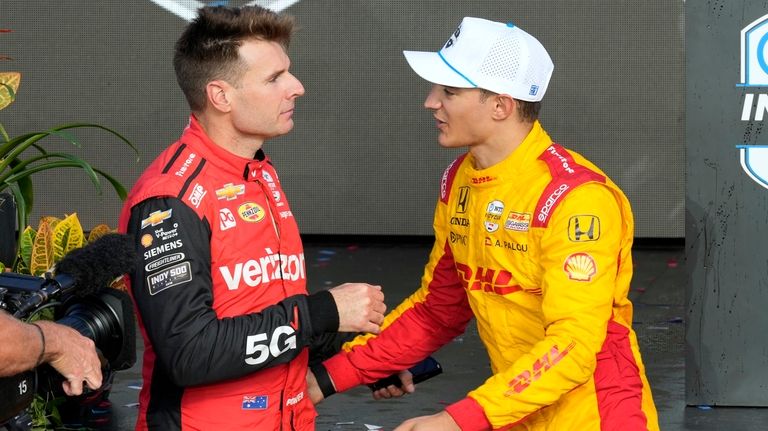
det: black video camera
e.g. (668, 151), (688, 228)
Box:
(0, 234), (137, 430)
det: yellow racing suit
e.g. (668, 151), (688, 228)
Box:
(320, 121), (659, 430)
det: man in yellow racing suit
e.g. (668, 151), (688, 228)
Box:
(309, 17), (659, 431)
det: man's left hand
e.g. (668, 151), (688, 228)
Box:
(393, 411), (460, 431)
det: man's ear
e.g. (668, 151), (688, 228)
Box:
(206, 81), (231, 113)
(491, 94), (517, 121)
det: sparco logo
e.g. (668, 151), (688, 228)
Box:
(219, 250), (305, 291)
(546, 146), (575, 174)
(441, 159), (458, 200)
(537, 184), (569, 223)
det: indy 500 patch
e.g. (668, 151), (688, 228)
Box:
(147, 262), (192, 295)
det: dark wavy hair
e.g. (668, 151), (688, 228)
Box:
(173, 6), (295, 112)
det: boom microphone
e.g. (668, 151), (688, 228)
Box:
(11, 234), (136, 318)
(55, 233), (137, 297)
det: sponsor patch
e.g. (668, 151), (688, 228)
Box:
(568, 215), (600, 242)
(484, 200), (504, 233)
(450, 231), (467, 245)
(145, 252), (185, 272)
(242, 395), (268, 410)
(147, 262), (192, 295)
(141, 234), (153, 248)
(238, 202), (265, 223)
(143, 239), (183, 260)
(188, 183), (207, 208)
(505, 212), (531, 232)
(141, 209), (172, 229)
(471, 175), (496, 184)
(154, 223), (179, 241)
(450, 217), (470, 227)
(455, 187), (469, 213)
(216, 183), (245, 201)
(563, 253), (597, 281)
(219, 208), (237, 231)
(175, 153), (196, 177)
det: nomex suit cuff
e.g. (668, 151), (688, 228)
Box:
(445, 397), (492, 431)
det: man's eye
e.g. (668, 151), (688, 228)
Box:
(443, 88), (455, 96)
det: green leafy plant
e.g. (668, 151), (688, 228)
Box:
(1, 28), (135, 430)
(0, 29), (137, 267)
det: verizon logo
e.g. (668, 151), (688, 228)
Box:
(219, 249), (305, 290)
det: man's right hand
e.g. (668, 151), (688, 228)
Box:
(35, 320), (103, 396)
(328, 283), (386, 334)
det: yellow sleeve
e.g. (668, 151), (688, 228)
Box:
(465, 183), (623, 428)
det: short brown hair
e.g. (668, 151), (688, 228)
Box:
(479, 89), (541, 122)
(173, 6), (296, 112)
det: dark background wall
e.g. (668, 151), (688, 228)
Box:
(1, 0), (683, 237)
(686, 0), (768, 406)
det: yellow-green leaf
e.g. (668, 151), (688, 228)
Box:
(51, 213), (84, 263)
(87, 223), (114, 243)
(30, 219), (54, 276)
(18, 226), (36, 271)
(0, 71), (20, 111)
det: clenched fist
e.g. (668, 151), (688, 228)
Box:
(328, 283), (386, 334)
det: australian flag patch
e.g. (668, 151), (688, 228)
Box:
(242, 395), (268, 410)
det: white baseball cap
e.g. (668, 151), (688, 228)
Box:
(403, 17), (554, 102)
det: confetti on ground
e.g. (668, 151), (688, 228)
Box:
(124, 403), (139, 408)
(128, 385), (142, 390)
(364, 425), (383, 430)
(667, 259), (678, 268)
(697, 405), (713, 410)
(319, 249), (337, 255)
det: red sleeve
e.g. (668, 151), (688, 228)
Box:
(324, 237), (474, 391)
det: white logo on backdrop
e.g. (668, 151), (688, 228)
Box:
(738, 13), (768, 189)
(148, 0), (302, 22)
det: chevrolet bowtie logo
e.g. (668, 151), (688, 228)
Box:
(141, 209), (173, 229)
(216, 183), (246, 201)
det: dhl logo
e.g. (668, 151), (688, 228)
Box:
(216, 183), (245, 201)
(505, 342), (576, 395)
(455, 263), (522, 295)
(141, 209), (172, 229)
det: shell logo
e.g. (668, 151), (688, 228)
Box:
(238, 202), (265, 223)
(563, 253), (596, 282)
(141, 234), (154, 248)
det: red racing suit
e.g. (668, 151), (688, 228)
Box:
(118, 116), (339, 430)
(319, 121), (659, 430)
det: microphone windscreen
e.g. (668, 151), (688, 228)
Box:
(55, 233), (137, 297)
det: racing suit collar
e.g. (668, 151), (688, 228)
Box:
(183, 115), (272, 180)
(463, 120), (552, 187)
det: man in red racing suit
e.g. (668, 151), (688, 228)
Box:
(119, 6), (385, 430)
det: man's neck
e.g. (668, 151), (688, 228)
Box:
(195, 112), (264, 159)
(469, 121), (534, 170)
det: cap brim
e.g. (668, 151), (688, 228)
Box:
(403, 50), (477, 89)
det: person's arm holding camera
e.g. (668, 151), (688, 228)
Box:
(0, 311), (102, 396)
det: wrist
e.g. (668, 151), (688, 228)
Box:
(307, 290), (339, 334)
(29, 322), (45, 367)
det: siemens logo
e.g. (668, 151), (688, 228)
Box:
(143, 239), (183, 260)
